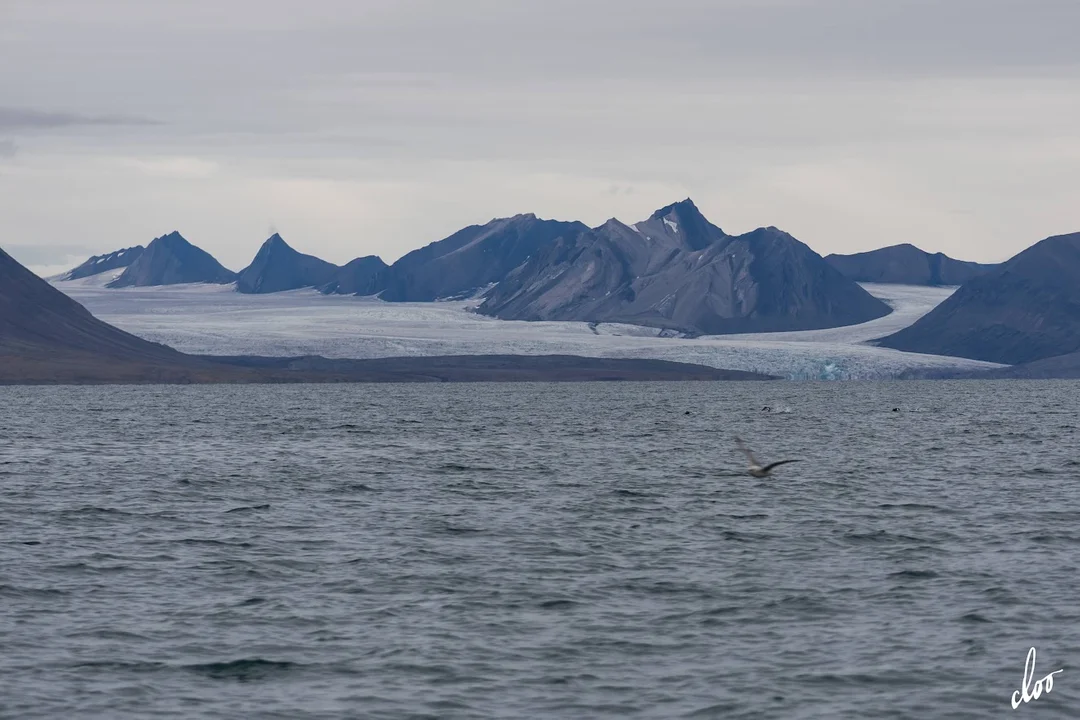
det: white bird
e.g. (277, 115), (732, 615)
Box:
(735, 437), (799, 478)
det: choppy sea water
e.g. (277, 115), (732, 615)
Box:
(1, 381), (1079, 719)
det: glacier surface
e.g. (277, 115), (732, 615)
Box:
(54, 277), (1002, 380)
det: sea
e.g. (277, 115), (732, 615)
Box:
(1, 380), (1078, 719)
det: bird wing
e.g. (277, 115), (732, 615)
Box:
(734, 437), (759, 466)
(762, 459), (799, 474)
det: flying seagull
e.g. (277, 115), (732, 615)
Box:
(735, 437), (799, 478)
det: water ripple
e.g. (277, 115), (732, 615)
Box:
(1, 381), (1078, 719)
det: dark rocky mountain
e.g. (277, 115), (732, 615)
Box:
(319, 256), (389, 296)
(479, 199), (892, 335)
(825, 243), (998, 286)
(236, 234), (340, 294)
(377, 214), (589, 302)
(632, 198), (728, 251)
(108, 232), (236, 288)
(878, 232), (1080, 364)
(61, 246), (145, 281)
(0, 244), (215, 382)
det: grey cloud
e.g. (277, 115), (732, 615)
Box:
(312, 0), (1080, 80)
(0, 107), (160, 130)
(0, 0), (1078, 267)
(6, 2), (1080, 99)
(3, 1), (1078, 140)
(0, 140), (15, 158)
(21, 1), (1080, 74)
(3, 243), (94, 265)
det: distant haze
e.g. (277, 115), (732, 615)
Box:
(2, 0), (1079, 274)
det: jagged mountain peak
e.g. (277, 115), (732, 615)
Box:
(598, 217), (638, 233)
(236, 234), (339, 294)
(252, 233), (300, 257)
(648, 198), (701, 222)
(156, 231), (189, 246)
(483, 213), (542, 231)
(635, 198), (725, 251)
(107, 232), (236, 288)
(480, 206), (889, 335)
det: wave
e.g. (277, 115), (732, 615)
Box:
(224, 504), (271, 514)
(888, 569), (940, 580)
(0, 584), (68, 599)
(186, 659), (301, 681)
(69, 658), (305, 682)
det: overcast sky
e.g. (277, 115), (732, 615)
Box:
(2, 0), (1079, 275)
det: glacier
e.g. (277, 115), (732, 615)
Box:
(53, 276), (1003, 380)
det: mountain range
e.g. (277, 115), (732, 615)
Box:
(58, 200), (893, 336)
(825, 244), (998, 286)
(479, 201), (891, 334)
(27, 202), (1080, 375)
(1, 245), (766, 384)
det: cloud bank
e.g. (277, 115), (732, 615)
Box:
(1, 0), (1078, 268)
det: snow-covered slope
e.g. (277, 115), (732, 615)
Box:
(55, 268), (133, 288)
(51, 280), (1003, 379)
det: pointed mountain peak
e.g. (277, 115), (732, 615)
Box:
(748, 225), (791, 238)
(108, 232), (236, 287)
(597, 218), (645, 236)
(236, 234), (339, 294)
(497, 212), (539, 227)
(649, 198), (702, 222)
(261, 233), (294, 252)
(639, 199), (724, 250)
(156, 231), (189, 245)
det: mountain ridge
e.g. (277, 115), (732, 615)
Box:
(479, 203), (892, 335)
(3, 244), (772, 384)
(62, 246), (145, 281)
(372, 214), (590, 302)
(877, 232), (1080, 364)
(108, 232), (237, 288)
(826, 243), (999, 286)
